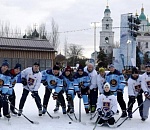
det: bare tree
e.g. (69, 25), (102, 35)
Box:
(4, 22), (10, 37)
(39, 23), (47, 39)
(67, 44), (83, 58)
(0, 21), (4, 36)
(14, 26), (22, 38)
(63, 37), (68, 57)
(66, 44), (84, 66)
(49, 18), (59, 50)
(25, 26), (32, 38)
(0, 21), (10, 37)
(0, 20), (22, 38)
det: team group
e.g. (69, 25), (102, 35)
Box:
(0, 60), (150, 126)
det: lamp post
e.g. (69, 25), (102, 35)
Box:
(91, 22), (100, 66)
(127, 39), (131, 66)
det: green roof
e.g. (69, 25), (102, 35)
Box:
(139, 7), (146, 20)
(104, 6), (111, 13)
(139, 13), (146, 20)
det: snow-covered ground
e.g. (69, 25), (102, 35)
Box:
(0, 84), (149, 130)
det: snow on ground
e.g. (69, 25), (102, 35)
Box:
(0, 84), (149, 130)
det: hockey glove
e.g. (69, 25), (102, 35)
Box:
(52, 92), (58, 100)
(42, 80), (48, 86)
(105, 110), (114, 118)
(144, 91), (150, 99)
(77, 91), (82, 98)
(97, 108), (105, 117)
(129, 96), (136, 103)
(66, 94), (72, 101)
(79, 82), (86, 89)
(21, 78), (27, 86)
(31, 91), (38, 98)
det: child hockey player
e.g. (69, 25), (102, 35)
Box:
(96, 82), (117, 126)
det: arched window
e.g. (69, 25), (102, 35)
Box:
(105, 37), (109, 44)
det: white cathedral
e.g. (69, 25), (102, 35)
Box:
(113, 5), (150, 72)
(136, 6), (150, 58)
(99, 4), (114, 54)
(91, 4), (114, 62)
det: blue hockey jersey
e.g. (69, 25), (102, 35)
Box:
(106, 69), (126, 95)
(73, 72), (91, 89)
(0, 68), (11, 95)
(62, 72), (79, 94)
(42, 69), (63, 94)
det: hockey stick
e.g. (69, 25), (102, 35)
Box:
(90, 111), (98, 120)
(66, 113), (74, 121)
(28, 85), (60, 119)
(93, 115), (102, 130)
(79, 97), (81, 122)
(7, 100), (39, 124)
(115, 101), (134, 123)
(116, 101), (144, 127)
(67, 112), (78, 121)
(31, 95), (60, 119)
(115, 92), (141, 124)
(73, 113), (78, 120)
(43, 106), (60, 119)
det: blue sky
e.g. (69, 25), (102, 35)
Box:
(0, 0), (150, 58)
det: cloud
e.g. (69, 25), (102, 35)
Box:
(0, 0), (150, 58)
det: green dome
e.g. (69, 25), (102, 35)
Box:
(139, 13), (146, 20)
(104, 6), (111, 13)
(139, 7), (146, 20)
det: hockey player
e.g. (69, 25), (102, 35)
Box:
(0, 60), (11, 118)
(18, 62), (42, 116)
(74, 65), (90, 114)
(106, 64), (127, 117)
(84, 63), (98, 113)
(127, 67), (143, 118)
(97, 67), (107, 94)
(141, 62), (150, 121)
(42, 65), (65, 114)
(96, 82), (117, 126)
(62, 66), (80, 113)
(9, 63), (21, 115)
(62, 66), (73, 113)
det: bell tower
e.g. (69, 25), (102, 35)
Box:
(99, 3), (114, 55)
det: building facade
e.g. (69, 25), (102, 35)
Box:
(0, 37), (56, 70)
(99, 5), (114, 55)
(136, 6), (150, 59)
(113, 5), (150, 72)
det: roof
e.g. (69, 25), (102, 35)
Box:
(139, 13), (146, 20)
(104, 6), (111, 13)
(55, 53), (66, 60)
(0, 37), (55, 52)
(139, 7), (146, 21)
